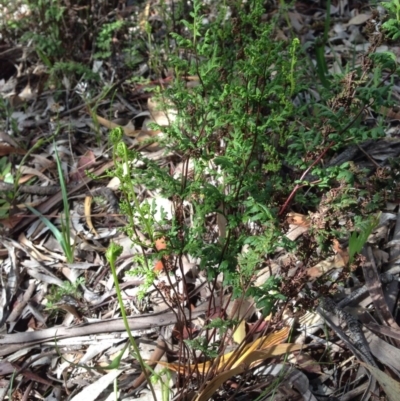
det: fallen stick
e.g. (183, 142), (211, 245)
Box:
(0, 305), (209, 356)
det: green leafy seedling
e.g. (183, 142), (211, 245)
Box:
(54, 143), (73, 259)
(348, 213), (381, 264)
(25, 144), (74, 263)
(25, 204), (74, 263)
(381, 0), (400, 40)
(46, 277), (85, 309)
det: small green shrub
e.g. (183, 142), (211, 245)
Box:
(46, 277), (85, 309)
(22, 0), (67, 60)
(109, 0), (305, 314)
(381, 0), (400, 40)
(95, 20), (125, 59)
(108, 0), (397, 315)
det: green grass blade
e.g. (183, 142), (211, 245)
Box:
(53, 145), (71, 236)
(25, 204), (72, 261)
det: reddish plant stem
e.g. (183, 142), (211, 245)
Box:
(279, 141), (334, 216)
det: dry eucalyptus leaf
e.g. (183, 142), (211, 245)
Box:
(346, 13), (371, 26)
(361, 362), (400, 401)
(147, 96), (177, 127)
(306, 255), (344, 278)
(69, 369), (123, 401)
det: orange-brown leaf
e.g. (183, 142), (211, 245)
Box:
(0, 143), (26, 156)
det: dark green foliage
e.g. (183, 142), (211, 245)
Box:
(106, 0), (399, 313)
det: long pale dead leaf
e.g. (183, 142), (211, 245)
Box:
(196, 344), (304, 401)
(147, 97), (177, 126)
(229, 326), (290, 369)
(95, 114), (161, 139)
(217, 203), (227, 245)
(70, 369), (123, 401)
(363, 246), (399, 332)
(361, 362), (400, 401)
(366, 329), (400, 372)
(346, 13), (371, 26)
(157, 326), (290, 374)
(306, 254), (345, 278)
(84, 196), (98, 237)
(95, 114), (136, 135)
(366, 322), (400, 341)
